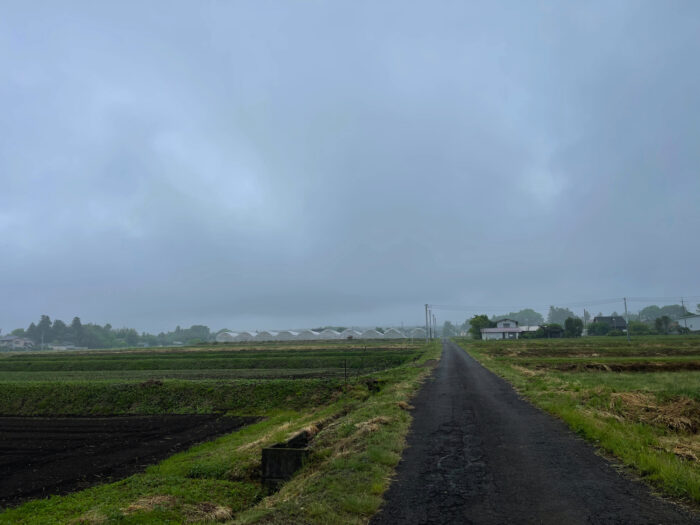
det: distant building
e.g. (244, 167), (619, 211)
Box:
(0, 336), (35, 349)
(679, 314), (700, 332)
(339, 329), (362, 340)
(295, 330), (319, 341)
(275, 330), (300, 341)
(215, 331), (238, 343)
(383, 328), (405, 339)
(317, 329), (341, 340)
(359, 329), (384, 339)
(592, 316), (627, 331)
(481, 318), (522, 340)
(409, 327), (427, 339)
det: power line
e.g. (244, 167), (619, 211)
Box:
(428, 294), (700, 313)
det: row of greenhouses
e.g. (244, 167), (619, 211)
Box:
(215, 327), (427, 342)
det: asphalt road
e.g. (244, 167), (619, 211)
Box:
(371, 340), (698, 525)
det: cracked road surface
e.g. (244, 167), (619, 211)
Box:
(371, 340), (698, 524)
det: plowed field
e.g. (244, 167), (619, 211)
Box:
(0, 415), (257, 508)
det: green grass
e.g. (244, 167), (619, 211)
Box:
(0, 341), (441, 524)
(0, 378), (344, 416)
(455, 336), (700, 505)
(0, 345), (422, 373)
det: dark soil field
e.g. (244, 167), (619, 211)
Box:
(0, 415), (257, 509)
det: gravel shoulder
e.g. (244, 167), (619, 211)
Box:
(371, 340), (698, 524)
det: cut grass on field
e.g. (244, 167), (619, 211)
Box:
(455, 336), (700, 505)
(0, 341), (441, 524)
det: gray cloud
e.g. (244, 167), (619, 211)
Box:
(1, 1), (699, 332)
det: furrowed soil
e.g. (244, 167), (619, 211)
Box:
(371, 340), (698, 524)
(0, 415), (257, 509)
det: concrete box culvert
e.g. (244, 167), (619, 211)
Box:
(261, 430), (311, 490)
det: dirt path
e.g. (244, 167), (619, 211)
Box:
(371, 340), (697, 524)
(0, 415), (257, 509)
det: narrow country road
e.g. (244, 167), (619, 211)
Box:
(371, 340), (698, 524)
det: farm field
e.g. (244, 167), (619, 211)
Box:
(0, 339), (439, 524)
(0, 415), (257, 508)
(455, 335), (700, 504)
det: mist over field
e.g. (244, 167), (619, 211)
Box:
(1, 1), (699, 333)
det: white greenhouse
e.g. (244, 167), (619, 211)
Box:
(275, 330), (299, 341)
(359, 329), (385, 339)
(215, 331), (238, 343)
(409, 328), (427, 339)
(295, 329), (320, 340)
(318, 329), (341, 340)
(234, 331), (257, 342)
(383, 328), (405, 339)
(254, 331), (278, 342)
(339, 329), (362, 339)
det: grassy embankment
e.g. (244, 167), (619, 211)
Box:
(0, 340), (441, 524)
(455, 336), (700, 505)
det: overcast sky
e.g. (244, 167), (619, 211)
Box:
(2, 1), (699, 333)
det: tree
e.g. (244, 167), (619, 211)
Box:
(37, 315), (52, 344)
(26, 322), (39, 342)
(587, 322), (610, 336)
(583, 309), (591, 326)
(468, 315), (494, 339)
(564, 317), (583, 337)
(547, 306), (577, 325)
(655, 316), (672, 335)
(442, 321), (457, 337)
(640, 304), (687, 322)
(52, 319), (67, 342)
(492, 309), (544, 326)
(628, 321), (650, 335)
(70, 317), (84, 345)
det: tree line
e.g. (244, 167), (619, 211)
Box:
(441, 303), (696, 339)
(7, 315), (215, 349)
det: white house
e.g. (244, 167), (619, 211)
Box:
(481, 319), (522, 340)
(679, 314), (700, 332)
(0, 336), (35, 349)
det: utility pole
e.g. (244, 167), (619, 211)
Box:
(681, 298), (688, 328)
(433, 314), (437, 340)
(428, 307), (433, 340)
(624, 297), (630, 342)
(425, 304), (429, 343)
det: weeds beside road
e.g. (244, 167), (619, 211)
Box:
(456, 335), (700, 505)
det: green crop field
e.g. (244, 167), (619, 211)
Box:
(0, 339), (441, 524)
(0, 342), (422, 384)
(455, 335), (700, 505)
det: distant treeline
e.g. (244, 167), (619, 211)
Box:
(7, 315), (214, 349)
(440, 304), (695, 337)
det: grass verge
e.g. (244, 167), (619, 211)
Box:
(455, 337), (700, 506)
